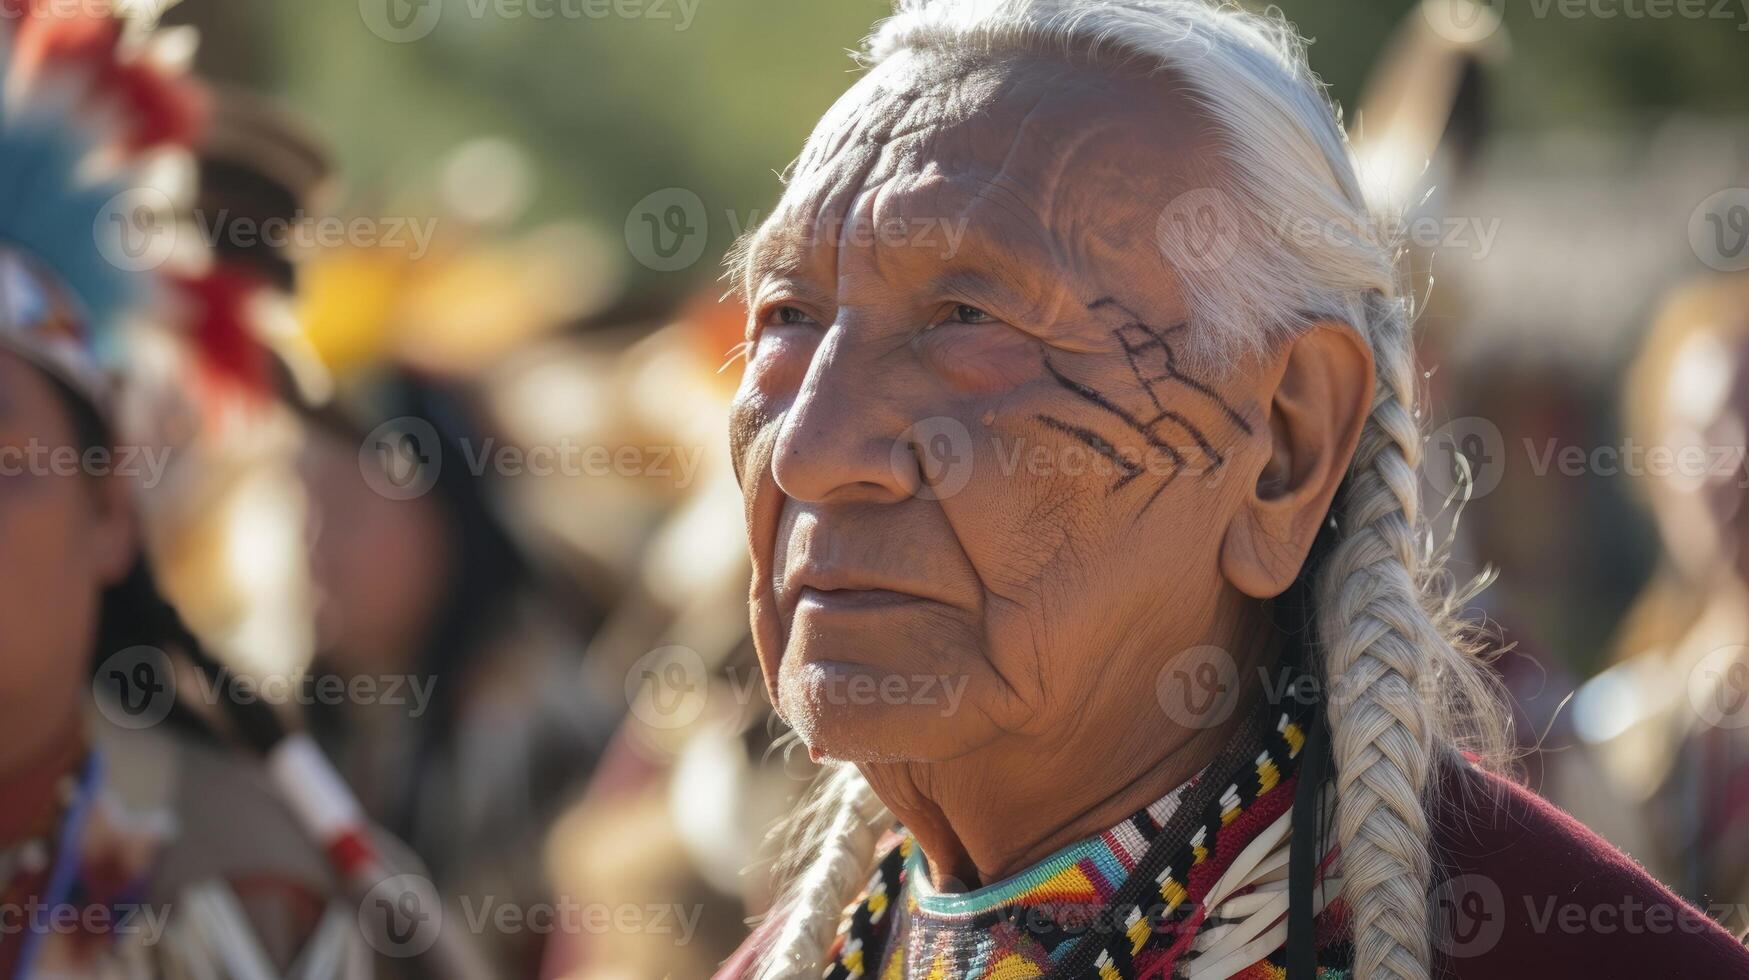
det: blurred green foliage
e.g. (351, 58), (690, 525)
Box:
(180, 0), (1749, 308)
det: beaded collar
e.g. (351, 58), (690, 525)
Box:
(821, 691), (1349, 980)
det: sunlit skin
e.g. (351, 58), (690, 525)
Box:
(0, 349), (135, 782)
(731, 51), (1372, 889)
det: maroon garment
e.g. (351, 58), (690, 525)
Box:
(712, 910), (780, 980)
(1432, 759), (1749, 977)
(714, 761), (1749, 978)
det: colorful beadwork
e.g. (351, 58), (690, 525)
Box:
(821, 698), (1350, 980)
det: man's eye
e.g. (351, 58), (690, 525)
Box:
(766, 305), (816, 326)
(947, 304), (994, 325)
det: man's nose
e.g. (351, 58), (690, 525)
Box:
(771, 325), (924, 505)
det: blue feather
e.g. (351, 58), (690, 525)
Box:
(0, 40), (146, 367)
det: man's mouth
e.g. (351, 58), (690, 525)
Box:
(783, 561), (948, 617)
(796, 585), (932, 612)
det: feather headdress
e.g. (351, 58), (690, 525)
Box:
(0, 1), (204, 404)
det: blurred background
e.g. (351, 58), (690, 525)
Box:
(9, 0), (1747, 975)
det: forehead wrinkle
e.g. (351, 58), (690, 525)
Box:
(814, 95), (988, 308)
(957, 86), (1087, 240)
(791, 56), (970, 196)
(789, 71), (913, 183)
(849, 95), (1075, 325)
(755, 66), (985, 303)
(1027, 118), (1140, 243)
(939, 116), (1147, 332)
(745, 149), (874, 302)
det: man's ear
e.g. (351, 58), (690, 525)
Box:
(88, 471), (138, 587)
(1220, 321), (1373, 599)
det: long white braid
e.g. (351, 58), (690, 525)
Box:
(1314, 293), (1437, 980)
(753, 764), (891, 980)
(747, 3), (1510, 978)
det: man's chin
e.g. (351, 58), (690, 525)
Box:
(778, 660), (988, 764)
(790, 720), (928, 765)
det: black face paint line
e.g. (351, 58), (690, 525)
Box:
(1032, 301), (1255, 516)
(1034, 354), (1195, 516)
(1035, 414), (1145, 491)
(1089, 296), (1255, 438)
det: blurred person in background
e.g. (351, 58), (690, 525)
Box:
(714, 1), (1749, 977)
(532, 291), (821, 979)
(293, 260), (620, 971)
(0, 4), (365, 974)
(1574, 271), (1749, 914)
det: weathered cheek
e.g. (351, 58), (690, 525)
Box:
(726, 391), (765, 490)
(730, 332), (818, 479)
(918, 327), (1038, 394)
(746, 329), (817, 392)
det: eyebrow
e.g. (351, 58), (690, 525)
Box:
(745, 225), (1053, 320)
(926, 266), (1039, 311)
(740, 228), (815, 288)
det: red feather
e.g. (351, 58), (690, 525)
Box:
(173, 264), (274, 405)
(12, 1), (210, 152)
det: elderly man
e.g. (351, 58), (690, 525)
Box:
(717, 1), (1749, 978)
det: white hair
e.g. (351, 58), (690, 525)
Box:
(749, 3), (1509, 978)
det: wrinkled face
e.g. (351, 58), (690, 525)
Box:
(731, 52), (1275, 762)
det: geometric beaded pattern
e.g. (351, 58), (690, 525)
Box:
(820, 695), (1352, 980)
